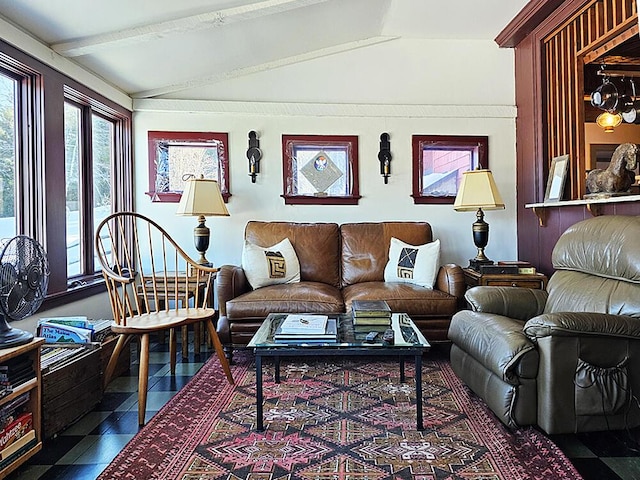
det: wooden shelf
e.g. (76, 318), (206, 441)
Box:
(525, 194), (640, 226)
(0, 338), (44, 479)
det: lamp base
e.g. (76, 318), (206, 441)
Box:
(469, 258), (493, 271)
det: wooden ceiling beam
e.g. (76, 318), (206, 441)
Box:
(50, 0), (332, 57)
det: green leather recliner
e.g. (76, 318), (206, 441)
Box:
(448, 215), (640, 434)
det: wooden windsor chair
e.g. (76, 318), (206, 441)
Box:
(95, 211), (233, 425)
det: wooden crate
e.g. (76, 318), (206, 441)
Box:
(42, 347), (101, 439)
(41, 336), (131, 439)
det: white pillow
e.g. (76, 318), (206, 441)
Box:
(384, 237), (440, 289)
(242, 238), (301, 289)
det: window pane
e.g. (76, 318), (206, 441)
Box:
(92, 114), (114, 271)
(64, 103), (81, 276)
(421, 147), (475, 197)
(292, 146), (349, 196)
(0, 73), (17, 239)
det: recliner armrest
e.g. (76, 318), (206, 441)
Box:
(216, 265), (250, 316)
(524, 312), (640, 339)
(465, 286), (548, 321)
(435, 263), (465, 298)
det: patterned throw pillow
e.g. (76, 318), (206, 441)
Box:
(242, 238), (301, 289)
(383, 237), (440, 289)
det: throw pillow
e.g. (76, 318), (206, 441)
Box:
(384, 237), (440, 289)
(242, 237), (301, 289)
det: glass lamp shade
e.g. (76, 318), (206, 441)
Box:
(596, 112), (623, 133)
(176, 177), (229, 266)
(454, 169), (505, 269)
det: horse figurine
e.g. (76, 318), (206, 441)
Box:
(586, 143), (638, 194)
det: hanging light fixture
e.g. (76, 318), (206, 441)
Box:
(596, 111), (623, 132)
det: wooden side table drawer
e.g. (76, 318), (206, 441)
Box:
(463, 268), (548, 290)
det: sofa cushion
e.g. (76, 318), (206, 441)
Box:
(226, 281), (344, 319)
(245, 221), (341, 288)
(341, 222), (433, 287)
(242, 238), (300, 289)
(384, 237), (440, 288)
(342, 281), (458, 318)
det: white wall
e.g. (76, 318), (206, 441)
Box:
(133, 39), (519, 270)
(5, 31), (519, 327)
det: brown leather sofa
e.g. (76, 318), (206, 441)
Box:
(217, 221), (465, 360)
(448, 215), (640, 434)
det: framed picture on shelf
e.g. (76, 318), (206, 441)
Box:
(544, 154), (569, 202)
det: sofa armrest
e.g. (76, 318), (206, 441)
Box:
(216, 264), (250, 317)
(524, 312), (640, 340)
(435, 263), (465, 298)
(465, 286), (548, 321)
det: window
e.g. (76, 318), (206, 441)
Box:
(0, 71), (17, 239)
(0, 40), (133, 305)
(281, 134), (360, 205)
(64, 100), (117, 278)
(146, 131), (230, 203)
(412, 135), (488, 204)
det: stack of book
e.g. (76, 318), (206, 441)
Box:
(273, 314), (338, 344)
(351, 300), (392, 332)
(497, 261), (536, 274)
(0, 388), (36, 468)
(37, 316), (114, 344)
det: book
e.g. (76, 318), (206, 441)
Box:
(353, 324), (390, 333)
(353, 316), (392, 326)
(518, 267), (537, 274)
(351, 300), (391, 318)
(37, 316), (90, 329)
(38, 322), (93, 344)
(274, 318), (338, 343)
(278, 315), (328, 335)
(0, 429), (35, 461)
(0, 412), (32, 450)
(479, 264), (519, 275)
(497, 261), (532, 267)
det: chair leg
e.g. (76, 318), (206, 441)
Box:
(205, 319), (234, 384)
(138, 333), (150, 426)
(103, 334), (131, 389)
(194, 322), (202, 355)
(169, 328), (177, 375)
(181, 325), (189, 359)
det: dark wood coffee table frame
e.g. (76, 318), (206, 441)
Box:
(248, 313), (430, 431)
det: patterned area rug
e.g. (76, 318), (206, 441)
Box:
(99, 351), (581, 479)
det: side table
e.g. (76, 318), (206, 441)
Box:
(463, 268), (548, 290)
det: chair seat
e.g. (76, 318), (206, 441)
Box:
(111, 308), (216, 334)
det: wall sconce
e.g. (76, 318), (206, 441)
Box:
(247, 131), (262, 183)
(378, 133), (392, 184)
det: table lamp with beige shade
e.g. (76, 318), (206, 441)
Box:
(453, 168), (505, 270)
(176, 175), (229, 267)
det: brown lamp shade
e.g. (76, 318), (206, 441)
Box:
(176, 177), (229, 217)
(453, 169), (505, 211)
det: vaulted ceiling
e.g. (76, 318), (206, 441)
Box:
(0, 0), (529, 102)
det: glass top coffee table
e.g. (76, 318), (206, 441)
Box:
(248, 312), (430, 431)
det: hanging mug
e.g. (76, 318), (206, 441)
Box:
(591, 77), (618, 111)
(618, 78), (635, 114)
(622, 101), (640, 124)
